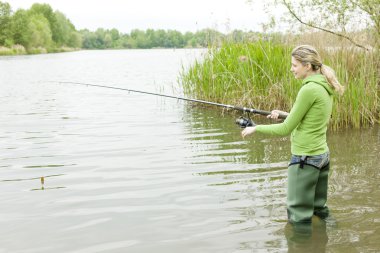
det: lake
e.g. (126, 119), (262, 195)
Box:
(0, 49), (379, 252)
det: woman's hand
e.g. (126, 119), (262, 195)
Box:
(267, 110), (289, 120)
(241, 126), (256, 138)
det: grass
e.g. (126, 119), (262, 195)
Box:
(180, 41), (379, 129)
(0, 45), (79, 56)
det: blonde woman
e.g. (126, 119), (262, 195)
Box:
(242, 45), (344, 224)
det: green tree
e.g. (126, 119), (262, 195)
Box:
(10, 9), (30, 46)
(110, 28), (120, 47)
(228, 30), (245, 43)
(54, 10), (79, 46)
(104, 33), (112, 48)
(29, 3), (63, 45)
(95, 28), (107, 48)
(166, 30), (185, 48)
(118, 34), (136, 48)
(66, 30), (82, 48)
(80, 29), (96, 48)
(184, 32), (195, 47)
(145, 29), (157, 48)
(26, 14), (52, 49)
(193, 29), (224, 47)
(0, 1), (11, 45)
(130, 29), (150, 48)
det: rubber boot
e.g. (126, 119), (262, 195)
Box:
(313, 163), (330, 219)
(287, 164), (320, 223)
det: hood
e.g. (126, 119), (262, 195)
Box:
(302, 74), (334, 95)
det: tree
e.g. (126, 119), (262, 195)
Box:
(0, 1), (11, 45)
(54, 11), (78, 46)
(118, 34), (136, 48)
(2, 2), (82, 51)
(29, 3), (62, 45)
(26, 14), (52, 49)
(66, 30), (82, 48)
(110, 28), (120, 41)
(167, 30), (185, 48)
(155, 29), (167, 47)
(10, 9), (30, 46)
(281, 0), (379, 50)
(104, 33), (112, 48)
(249, 0), (379, 50)
(80, 29), (97, 48)
(184, 32), (195, 47)
(145, 29), (157, 48)
(193, 29), (224, 47)
(229, 30), (245, 43)
(130, 29), (150, 48)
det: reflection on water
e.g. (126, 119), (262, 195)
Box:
(182, 106), (291, 165)
(0, 50), (379, 252)
(284, 218), (328, 253)
(1, 174), (66, 191)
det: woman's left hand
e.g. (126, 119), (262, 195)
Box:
(241, 126), (256, 138)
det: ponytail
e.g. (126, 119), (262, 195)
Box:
(320, 64), (345, 95)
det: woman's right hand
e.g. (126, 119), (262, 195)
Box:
(267, 110), (288, 120)
(241, 126), (256, 139)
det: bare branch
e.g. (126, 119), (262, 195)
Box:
(282, 0), (371, 51)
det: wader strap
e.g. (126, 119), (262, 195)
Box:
(299, 156), (307, 168)
(321, 162), (330, 171)
(288, 160), (329, 171)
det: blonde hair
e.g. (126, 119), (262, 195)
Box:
(292, 45), (345, 95)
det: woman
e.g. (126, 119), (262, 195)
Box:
(241, 45), (344, 224)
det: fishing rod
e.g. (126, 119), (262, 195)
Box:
(57, 81), (287, 127)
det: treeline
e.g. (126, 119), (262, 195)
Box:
(79, 28), (263, 49)
(0, 1), (267, 55)
(0, 2), (81, 54)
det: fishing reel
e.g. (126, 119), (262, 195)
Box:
(235, 116), (256, 128)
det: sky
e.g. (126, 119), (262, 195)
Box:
(8, 0), (285, 33)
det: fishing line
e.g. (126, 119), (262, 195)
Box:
(53, 81), (287, 127)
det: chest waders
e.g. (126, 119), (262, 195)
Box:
(287, 155), (330, 223)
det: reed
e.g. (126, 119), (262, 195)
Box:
(0, 46), (14, 55)
(0, 45), (27, 56)
(180, 41), (379, 129)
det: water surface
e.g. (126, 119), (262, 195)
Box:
(0, 49), (379, 252)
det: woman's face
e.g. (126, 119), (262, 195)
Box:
(290, 56), (310, 80)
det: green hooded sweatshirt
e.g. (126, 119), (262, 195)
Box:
(255, 74), (333, 155)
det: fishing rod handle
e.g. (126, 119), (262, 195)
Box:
(235, 107), (287, 119)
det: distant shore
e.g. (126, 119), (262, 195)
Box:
(0, 45), (80, 56)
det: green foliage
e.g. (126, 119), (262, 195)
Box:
(181, 42), (379, 129)
(79, 28), (237, 49)
(0, 1), (11, 45)
(54, 11), (81, 48)
(0, 1), (275, 53)
(27, 14), (52, 49)
(181, 42), (297, 107)
(10, 9), (29, 46)
(29, 3), (60, 44)
(0, 1), (81, 54)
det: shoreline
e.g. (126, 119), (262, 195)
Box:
(0, 45), (81, 56)
(0, 46), (207, 57)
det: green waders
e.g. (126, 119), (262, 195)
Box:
(287, 162), (330, 223)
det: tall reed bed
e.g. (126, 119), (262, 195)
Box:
(180, 42), (379, 129)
